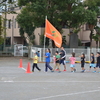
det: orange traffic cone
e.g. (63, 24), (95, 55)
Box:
(26, 62), (32, 73)
(18, 59), (23, 68)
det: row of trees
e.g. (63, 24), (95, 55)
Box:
(1, 0), (100, 48)
(16, 0), (100, 48)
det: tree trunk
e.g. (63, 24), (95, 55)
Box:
(96, 41), (98, 48)
(88, 24), (94, 48)
(89, 30), (93, 48)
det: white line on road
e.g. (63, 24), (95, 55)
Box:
(31, 89), (100, 100)
(22, 67), (26, 71)
(0, 81), (100, 83)
(98, 87), (100, 88)
(4, 80), (14, 82)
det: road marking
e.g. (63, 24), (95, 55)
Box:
(0, 81), (100, 83)
(4, 80), (14, 82)
(32, 89), (100, 100)
(98, 87), (100, 88)
(22, 67), (26, 71)
(1, 77), (15, 82)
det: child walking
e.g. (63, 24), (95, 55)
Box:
(53, 51), (61, 72)
(44, 49), (53, 72)
(32, 52), (41, 72)
(80, 53), (85, 72)
(69, 52), (76, 72)
(96, 52), (100, 73)
(89, 53), (96, 72)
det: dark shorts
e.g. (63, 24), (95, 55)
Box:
(81, 63), (85, 68)
(96, 64), (100, 68)
(56, 60), (60, 63)
(59, 59), (65, 65)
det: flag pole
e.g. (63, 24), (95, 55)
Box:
(43, 16), (47, 62)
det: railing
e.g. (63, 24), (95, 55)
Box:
(0, 45), (14, 56)
(30, 47), (100, 62)
(0, 45), (100, 61)
(0, 45), (28, 57)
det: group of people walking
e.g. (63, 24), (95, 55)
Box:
(32, 47), (100, 73)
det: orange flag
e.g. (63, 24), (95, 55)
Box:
(45, 19), (62, 48)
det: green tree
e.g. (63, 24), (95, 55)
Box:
(84, 0), (100, 48)
(0, 15), (4, 45)
(0, 0), (17, 49)
(94, 26), (100, 48)
(16, 7), (36, 45)
(92, 34), (100, 48)
(17, 0), (89, 48)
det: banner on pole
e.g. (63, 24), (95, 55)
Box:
(45, 19), (62, 48)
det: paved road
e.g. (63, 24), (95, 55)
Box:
(0, 57), (100, 100)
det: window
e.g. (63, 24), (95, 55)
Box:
(6, 37), (11, 45)
(8, 19), (11, 29)
(86, 24), (89, 30)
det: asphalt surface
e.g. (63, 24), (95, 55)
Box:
(0, 57), (100, 100)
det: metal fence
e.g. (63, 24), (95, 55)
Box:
(0, 45), (14, 56)
(0, 44), (100, 61)
(30, 47), (100, 62)
(0, 44), (28, 57)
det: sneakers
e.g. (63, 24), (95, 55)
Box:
(74, 69), (76, 72)
(56, 69), (59, 71)
(51, 70), (54, 72)
(81, 69), (85, 73)
(87, 70), (91, 72)
(71, 71), (74, 73)
(39, 69), (41, 72)
(93, 71), (96, 73)
(63, 69), (67, 72)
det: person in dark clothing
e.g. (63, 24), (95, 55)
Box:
(59, 47), (66, 71)
(80, 53), (85, 72)
(96, 52), (100, 73)
(89, 53), (96, 72)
